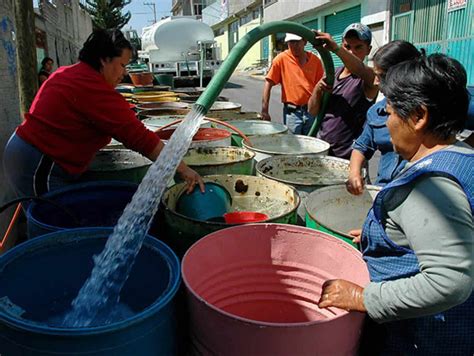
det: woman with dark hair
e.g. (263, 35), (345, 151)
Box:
(4, 29), (203, 197)
(38, 56), (54, 86)
(347, 40), (422, 196)
(319, 54), (473, 354)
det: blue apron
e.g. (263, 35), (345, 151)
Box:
(361, 150), (473, 355)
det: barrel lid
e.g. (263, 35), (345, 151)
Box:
(243, 134), (330, 155)
(256, 155), (351, 186)
(221, 120), (288, 136)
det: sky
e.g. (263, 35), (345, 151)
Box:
(123, 0), (173, 35)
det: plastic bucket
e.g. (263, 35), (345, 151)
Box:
(219, 120), (288, 147)
(256, 155), (366, 222)
(157, 127), (232, 148)
(161, 175), (300, 257)
(81, 149), (152, 184)
(155, 74), (174, 88)
(26, 181), (160, 239)
(305, 184), (381, 247)
(176, 182), (232, 221)
(129, 72), (154, 87)
(223, 211), (268, 224)
(243, 134), (330, 162)
(182, 224), (370, 355)
(0, 227), (180, 355)
(181, 147), (255, 177)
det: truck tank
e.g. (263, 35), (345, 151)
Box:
(141, 17), (215, 62)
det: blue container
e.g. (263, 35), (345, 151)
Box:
(176, 182), (231, 221)
(26, 181), (160, 239)
(0, 228), (180, 355)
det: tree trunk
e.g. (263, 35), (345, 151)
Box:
(14, 0), (37, 117)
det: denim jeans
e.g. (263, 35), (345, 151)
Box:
(283, 107), (315, 135)
(3, 133), (79, 198)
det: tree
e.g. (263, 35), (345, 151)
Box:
(14, 0), (37, 115)
(82, 0), (132, 30)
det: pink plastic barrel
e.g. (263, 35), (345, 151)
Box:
(223, 211), (268, 224)
(182, 224), (370, 356)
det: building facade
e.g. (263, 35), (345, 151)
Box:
(264, 0), (390, 67)
(172, 0), (207, 16)
(0, 0), (22, 244)
(34, 0), (93, 70)
(203, 0), (264, 70)
(391, 0), (473, 85)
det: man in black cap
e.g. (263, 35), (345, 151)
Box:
(308, 23), (378, 159)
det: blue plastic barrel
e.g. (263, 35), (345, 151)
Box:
(26, 181), (161, 239)
(0, 228), (180, 355)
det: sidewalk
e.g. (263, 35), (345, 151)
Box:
(233, 68), (266, 81)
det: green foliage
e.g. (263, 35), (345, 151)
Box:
(82, 0), (132, 30)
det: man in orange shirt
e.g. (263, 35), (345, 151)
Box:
(261, 33), (324, 135)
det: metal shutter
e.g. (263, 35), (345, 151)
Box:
(324, 5), (361, 68)
(303, 18), (319, 55)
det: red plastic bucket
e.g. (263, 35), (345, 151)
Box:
(223, 211), (268, 224)
(182, 224), (370, 356)
(156, 128), (231, 148)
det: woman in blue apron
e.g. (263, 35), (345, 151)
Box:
(319, 54), (473, 355)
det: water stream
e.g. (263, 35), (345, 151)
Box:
(61, 106), (206, 327)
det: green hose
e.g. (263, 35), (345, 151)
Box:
(195, 21), (335, 137)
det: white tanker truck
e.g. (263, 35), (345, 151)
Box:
(138, 16), (221, 84)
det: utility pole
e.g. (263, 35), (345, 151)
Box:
(144, 2), (157, 24)
(13, 0), (37, 116)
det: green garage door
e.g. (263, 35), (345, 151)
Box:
(325, 5), (361, 68)
(303, 19), (319, 55)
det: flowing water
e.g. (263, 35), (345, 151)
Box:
(60, 106), (206, 327)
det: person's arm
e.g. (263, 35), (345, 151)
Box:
(38, 74), (48, 85)
(261, 79), (275, 121)
(81, 88), (204, 193)
(347, 120), (376, 194)
(363, 177), (473, 322)
(315, 31), (377, 100)
(148, 141), (204, 193)
(347, 150), (366, 195)
(308, 77), (332, 117)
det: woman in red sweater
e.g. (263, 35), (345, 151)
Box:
(3, 29), (203, 197)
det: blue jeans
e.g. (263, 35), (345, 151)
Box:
(3, 133), (79, 198)
(283, 106), (315, 135)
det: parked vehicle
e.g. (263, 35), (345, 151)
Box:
(138, 16), (221, 84)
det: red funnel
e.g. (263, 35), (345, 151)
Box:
(224, 212), (268, 224)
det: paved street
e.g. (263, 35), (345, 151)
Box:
(221, 73), (284, 123)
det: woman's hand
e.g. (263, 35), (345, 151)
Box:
(178, 165), (205, 194)
(346, 173), (365, 195)
(318, 279), (366, 312)
(348, 229), (362, 244)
